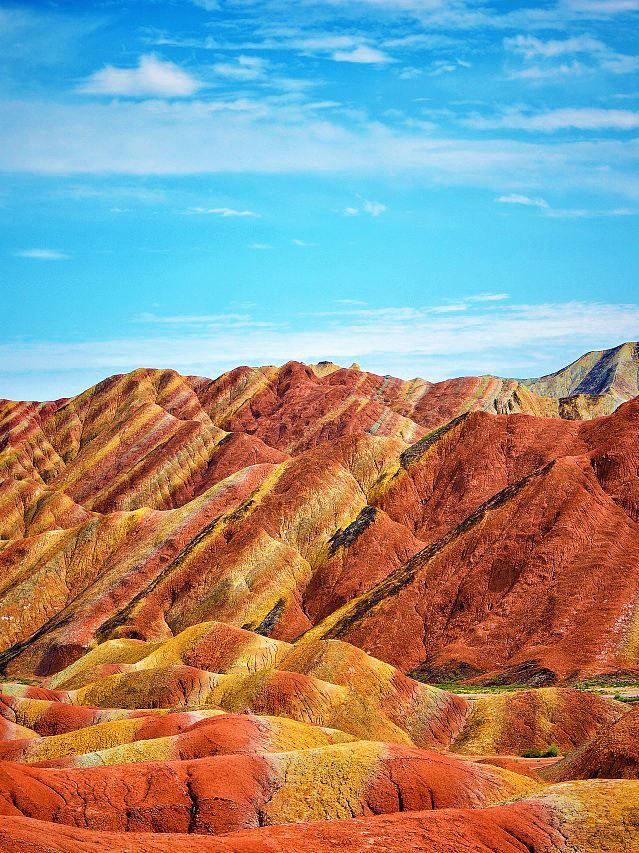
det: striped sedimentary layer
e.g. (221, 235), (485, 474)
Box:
(1, 781), (639, 852)
(0, 356), (639, 684)
(0, 348), (638, 850)
(0, 625), (636, 849)
(0, 607), (636, 849)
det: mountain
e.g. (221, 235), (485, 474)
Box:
(0, 347), (638, 683)
(521, 341), (639, 415)
(1, 344), (639, 851)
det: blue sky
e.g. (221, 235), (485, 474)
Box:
(1, 0), (638, 399)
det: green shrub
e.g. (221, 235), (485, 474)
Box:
(522, 744), (559, 758)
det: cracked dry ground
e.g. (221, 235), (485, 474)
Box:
(0, 353), (639, 851)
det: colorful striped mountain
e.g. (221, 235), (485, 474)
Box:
(0, 341), (638, 851)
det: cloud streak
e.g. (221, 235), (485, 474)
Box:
(467, 107), (639, 131)
(14, 249), (70, 260)
(2, 301), (637, 388)
(332, 45), (393, 63)
(496, 193), (549, 208)
(3, 97), (638, 202)
(182, 207), (260, 217)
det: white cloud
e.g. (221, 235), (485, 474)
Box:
(3, 98), (639, 202)
(249, 242), (272, 250)
(183, 207), (260, 217)
(505, 34), (606, 59)
(509, 61), (587, 79)
(468, 107), (639, 131)
(292, 239), (314, 246)
(496, 193), (637, 217)
(212, 56), (269, 81)
(79, 54), (203, 98)
(544, 205), (638, 217)
(466, 292), (510, 302)
(344, 200), (387, 216)
(562, 0), (639, 12)
(332, 46), (393, 64)
(505, 33), (639, 78)
(137, 312), (278, 328)
(362, 199), (387, 216)
(496, 193), (550, 208)
(3, 301), (639, 400)
(14, 248), (70, 260)
(191, 0), (220, 9)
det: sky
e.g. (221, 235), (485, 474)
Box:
(1, 0), (638, 400)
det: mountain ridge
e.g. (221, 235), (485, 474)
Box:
(0, 341), (638, 684)
(1, 341), (639, 851)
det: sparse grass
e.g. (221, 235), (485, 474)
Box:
(521, 744), (560, 759)
(573, 678), (639, 690)
(426, 680), (527, 694)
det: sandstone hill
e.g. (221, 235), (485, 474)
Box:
(0, 343), (638, 851)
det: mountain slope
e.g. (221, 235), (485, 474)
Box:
(521, 341), (639, 408)
(0, 346), (638, 683)
(1, 344), (639, 852)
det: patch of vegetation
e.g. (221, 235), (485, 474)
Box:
(573, 677), (639, 690)
(0, 676), (39, 686)
(428, 680), (527, 694)
(521, 744), (560, 758)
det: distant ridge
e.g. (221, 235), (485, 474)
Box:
(520, 341), (639, 406)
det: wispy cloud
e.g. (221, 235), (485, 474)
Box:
(137, 312), (278, 328)
(544, 206), (637, 218)
(14, 249), (70, 260)
(504, 33), (639, 78)
(182, 207), (260, 217)
(212, 56), (269, 81)
(505, 34), (606, 59)
(466, 292), (510, 302)
(292, 238), (314, 246)
(3, 301), (638, 396)
(249, 242), (272, 250)
(496, 193), (636, 218)
(496, 193), (550, 208)
(79, 54), (203, 98)
(467, 107), (639, 131)
(191, 0), (221, 10)
(563, 0), (639, 13)
(3, 98), (639, 201)
(332, 46), (393, 64)
(343, 199), (388, 216)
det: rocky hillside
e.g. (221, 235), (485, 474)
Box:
(1, 343), (639, 851)
(0, 346), (638, 684)
(521, 341), (639, 414)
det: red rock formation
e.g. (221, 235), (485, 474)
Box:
(1, 350), (639, 852)
(545, 706), (639, 781)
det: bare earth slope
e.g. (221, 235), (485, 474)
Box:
(0, 345), (638, 683)
(521, 341), (639, 415)
(1, 344), (639, 851)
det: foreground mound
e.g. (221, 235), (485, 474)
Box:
(29, 624), (471, 749)
(0, 742), (536, 834)
(545, 706), (639, 781)
(1, 779), (639, 852)
(451, 688), (625, 755)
